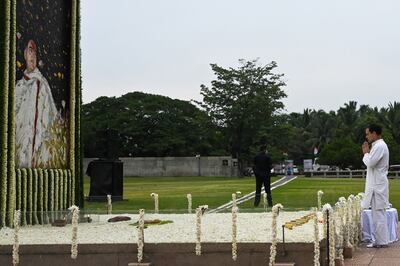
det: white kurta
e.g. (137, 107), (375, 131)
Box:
(362, 138), (390, 245)
(361, 139), (389, 210)
(15, 68), (60, 168)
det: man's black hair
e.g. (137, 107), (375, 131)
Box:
(259, 145), (267, 152)
(367, 124), (383, 135)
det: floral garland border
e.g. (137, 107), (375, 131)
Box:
(69, 0), (77, 206)
(7, 0), (17, 227)
(0, 0), (83, 227)
(0, 0), (11, 228)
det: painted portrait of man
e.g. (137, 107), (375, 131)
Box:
(15, 39), (65, 168)
(15, 0), (71, 169)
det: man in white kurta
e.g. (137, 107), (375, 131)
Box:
(361, 124), (390, 247)
(15, 39), (61, 168)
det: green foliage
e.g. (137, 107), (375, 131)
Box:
(82, 92), (225, 157)
(286, 101), (400, 167)
(318, 137), (362, 169)
(198, 59), (287, 168)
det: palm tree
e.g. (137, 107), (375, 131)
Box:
(381, 102), (400, 144)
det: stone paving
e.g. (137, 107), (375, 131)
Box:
(344, 226), (400, 266)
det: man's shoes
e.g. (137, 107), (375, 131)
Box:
(366, 243), (388, 248)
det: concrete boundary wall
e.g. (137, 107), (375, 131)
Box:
(83, 156), (239, 177)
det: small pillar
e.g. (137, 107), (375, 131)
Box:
(343, 246), (353, 258)
(334, 258), (345, 266)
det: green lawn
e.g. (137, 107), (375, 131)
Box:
(83, 176), (400, 213)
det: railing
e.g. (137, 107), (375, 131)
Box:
(305, 170), (400, 178)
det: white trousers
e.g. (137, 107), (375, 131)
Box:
(371, 208), (389, 245)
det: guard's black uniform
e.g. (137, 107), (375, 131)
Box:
(253, 152), (272, 207)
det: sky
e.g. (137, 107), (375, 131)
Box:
(81, 0), (400, 113)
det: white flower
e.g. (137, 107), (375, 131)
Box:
(137, 209), (145, 263)
(232, 193), (237, 209)
(187, 194), (192, 214)
(232, 206), (238, 261)
(12, 210), (20, 266)
(328, 208), (335, 266)
(269, 203), (283, 266)
(195, 207), (203, 255)
(313, 208), (320, 266)
(69, 205), (80, 259)
(199, 205), (208, 215)
(107, 195), (112, 215)
(317, 190), (324, 211)
(334, 201), (344, 263)
(150, 193), (159, 214)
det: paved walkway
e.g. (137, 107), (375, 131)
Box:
(345, 226), (400, 265)
(207, 175), (298, 213)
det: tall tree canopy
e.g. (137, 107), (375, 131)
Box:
(82, 92), (225, 157)
(197, 59), (287, 169)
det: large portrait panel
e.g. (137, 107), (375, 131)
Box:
(15, 0), (71, 169)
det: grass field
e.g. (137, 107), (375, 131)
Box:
(83, 176), (400, 213)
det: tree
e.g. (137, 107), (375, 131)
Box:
(197, 59), (287, 171)
(82, 92), (225, 157)
(318, 137), (362, 169)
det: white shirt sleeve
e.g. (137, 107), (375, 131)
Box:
(363, 143), (384, 168)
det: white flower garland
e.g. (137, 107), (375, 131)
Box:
(107, 194), (112, 215)
(12, 210), (20, 266)
(150, 193), (159, 214)
(328, 208), (335, 266)
(355, 193), (364, 243)
(269, 203), (283, 266)
(322, 204), (335, 266)
(353, 194), (362, 245)
(69, 205), (79, 259)
(232, 193), (237, 209)
(232, 193), (239, 261)
(317, 190), (324, 211)
(187, 194), (192, 214)
(232, 205), (238, 261)
(346, 195), (354, 248)
(195, 207), (202, 256)
(0, 0), (11, 229)
(195, 205), (208, 256)
(338, 197), (347, 247)
(313, 207), (320, 266)
(335, 201), (344, 262)
(137, 209), (145, 263)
